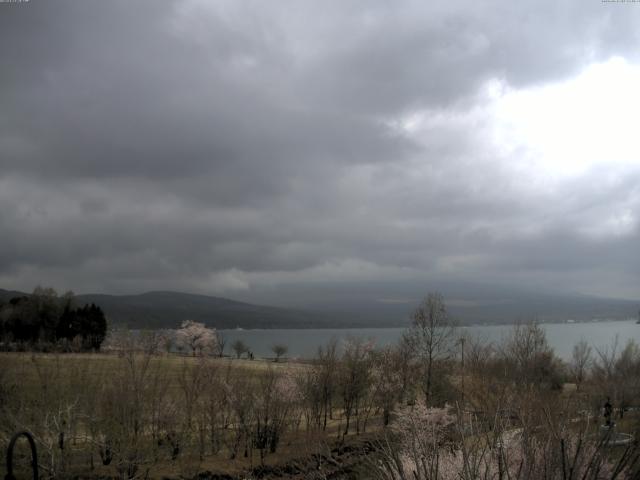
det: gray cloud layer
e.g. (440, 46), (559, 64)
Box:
(1, 0), (639, 302)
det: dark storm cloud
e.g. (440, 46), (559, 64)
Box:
(1, 0), (639, 300)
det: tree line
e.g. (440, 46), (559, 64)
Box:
(0, 287), (107, 351)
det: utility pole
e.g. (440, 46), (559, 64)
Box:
(460, 336), (465, 408)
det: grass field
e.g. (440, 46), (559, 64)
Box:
(5, 343), (635, 479)
(0, 351), (378, 479)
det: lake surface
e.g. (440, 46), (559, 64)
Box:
(220, 320), (640, 361)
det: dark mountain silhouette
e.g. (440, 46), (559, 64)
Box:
(280, 281), (640, 326)
(1, 287), (637, 329)
(74, 291), (334, 329)
(0, 289), (332, 329)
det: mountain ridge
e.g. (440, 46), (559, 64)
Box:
(0, 288), (337, 329)
(1, 287), (638, 329)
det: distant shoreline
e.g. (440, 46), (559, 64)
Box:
(209, 317), (639, 331)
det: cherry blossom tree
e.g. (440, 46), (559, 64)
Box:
(374, 405), (623, 480)
(175, 320), (219, 356)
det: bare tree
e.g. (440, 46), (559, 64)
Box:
(253, 367), (296, 462)
(370, 346), (403, 426)
(97, 348), (161, 479)
(295, 366), (324, 430)
(570, 339), (592, 391)
(409, 292), (456, 405)
(224, 369), (255, 460)
(500, 321), (562, 389)
(317, 339), (338, 430)
(231, 339), (249, 359)
(271, 344), (288, 362)
(338, 337), (374, 435)
(200, 361), (229, 455)
(613, 339), (640, 419)
(177, 358), (207, 431)
(217, 331), (226, 357)
(395, 333), (418, 405)
(137, 330), (168, 355)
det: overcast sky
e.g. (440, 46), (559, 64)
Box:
(1, 0), (639, 304)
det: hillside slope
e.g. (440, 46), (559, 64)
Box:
(0, 289), (330, 329)
(1, 287), (638, 329)
(75, 291), (329, 329)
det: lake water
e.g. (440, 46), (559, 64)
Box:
(220, 320), (640, 361)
